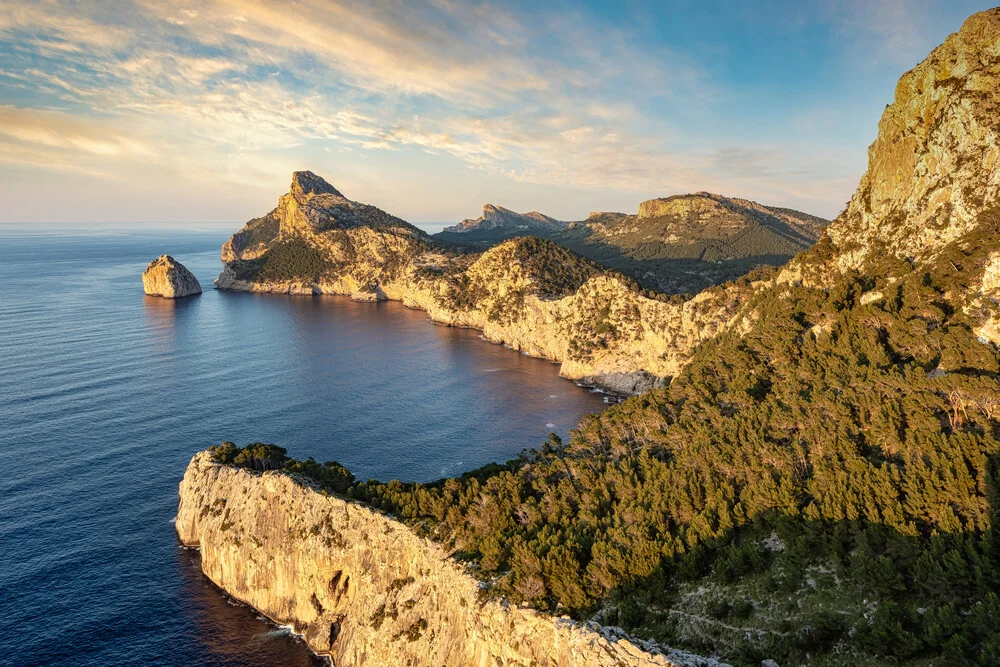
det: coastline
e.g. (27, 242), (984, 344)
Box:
(214, 282), (633, 398)
(176, 450), (726, 667)
(212, 272), (713, 396)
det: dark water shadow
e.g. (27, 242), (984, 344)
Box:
(175, 546), (324, 667)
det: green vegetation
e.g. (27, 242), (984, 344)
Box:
(230, 226), (427, 286)
(209, 442), (355, 493)
(229, 211), (280, 254)
(230, 236), (333, 283)
(433, 203), (826, 294)
(345, 212), (1000, 665)
(503, 236), (604, 298)
(435, 237), (608, 326)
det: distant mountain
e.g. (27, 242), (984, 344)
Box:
(435, 193), (827, 293)
(442, 204), (567, 235)
(202, 9), (1000, 666)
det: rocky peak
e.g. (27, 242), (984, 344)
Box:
(290, 170), (344, 200)
(827, 8), (1000, 270)
(272, 171), (422, 237)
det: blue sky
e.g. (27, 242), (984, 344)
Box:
(0, 0), (995, 224)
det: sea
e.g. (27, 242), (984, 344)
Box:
(0, 223), (608, 666)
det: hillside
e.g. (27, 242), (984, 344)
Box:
(435, 193), (827, 293)
(320, 9), (1000, 666)
(217, 173), (755, 394)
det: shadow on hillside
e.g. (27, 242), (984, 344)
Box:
(602, 464), (1000, 667)
(431, 229), (801, 294)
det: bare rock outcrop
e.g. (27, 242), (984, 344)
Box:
(827, 8), (1000, 270)
(142, 255), (201, 298)
(176, 451), (726, 667)
(215, 173), (756, 393)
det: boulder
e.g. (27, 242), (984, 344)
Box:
(142, 255), (202, 298)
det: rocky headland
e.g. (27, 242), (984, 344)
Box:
(214, 172), (769, 394)
(186, 9), (1000, 666)
(176, 451), (725, 667)
(142, 255), (201, 298)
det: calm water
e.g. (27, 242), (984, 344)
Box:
(0, 224), (606, 666)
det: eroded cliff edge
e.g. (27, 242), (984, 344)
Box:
(176, 451), (724, 667)
(214, 172), (762, 395)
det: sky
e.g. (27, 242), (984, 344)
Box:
(0, 0), (996, 225)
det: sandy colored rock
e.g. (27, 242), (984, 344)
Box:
(215, 174), (756, 394)
(142, 255), (201, 298)
(827, 8), (1000, 270)
(176, 452), (727, 667)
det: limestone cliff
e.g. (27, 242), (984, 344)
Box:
(823, 8), (1000, 271)
(142, 255), (201, 298)
(176, 451), (725, 667)
(216, 173), (757, 394)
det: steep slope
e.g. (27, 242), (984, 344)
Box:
(222, 170), (424, 263)
(217, 175), (757, 394)
(177, 450), (724, 667)
(434, 194), (827, 293)
(824, 10), (1000, 271)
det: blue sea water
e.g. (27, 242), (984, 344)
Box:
(0, 224), (607, 666)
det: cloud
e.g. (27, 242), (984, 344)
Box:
(0, 0), (870, 220)
(822, 0), (970, 68)
(0, 105), (152, 157)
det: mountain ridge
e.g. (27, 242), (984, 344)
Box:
(197, 9), (1000, 665)
(443, 203), (567, 234)
(434, 192), (827, 293)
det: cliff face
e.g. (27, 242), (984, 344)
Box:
(176, 452), (724, 667)
(216, 173), (757, 394)
(826, 8), (1000, 271)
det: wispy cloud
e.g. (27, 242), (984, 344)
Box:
(3, 0), (968, 222)
(0, 1), (714, 198)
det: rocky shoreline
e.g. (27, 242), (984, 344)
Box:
(176, 451), (727, 667)
(213, 235), (752, 396)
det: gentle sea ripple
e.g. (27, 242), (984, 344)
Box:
(0, 224), (607, 666)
